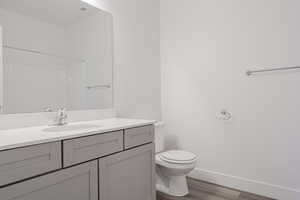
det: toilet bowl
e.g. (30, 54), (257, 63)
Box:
(155, 150), (197, 196)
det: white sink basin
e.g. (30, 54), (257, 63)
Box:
(43, 124), (102, 132)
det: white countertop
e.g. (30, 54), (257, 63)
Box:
(0, 118), (156, 151)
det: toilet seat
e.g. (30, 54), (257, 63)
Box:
(159, 150), (197, 164)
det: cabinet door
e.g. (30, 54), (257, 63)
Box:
(0, 160), (98, 200)
(99, 143), (155, 200)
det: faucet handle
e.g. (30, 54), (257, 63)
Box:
(58, 108), (67, 117)
(43, 107), (53, 112)
(54, 108), (68, 126)
(58, 107), (66, 112)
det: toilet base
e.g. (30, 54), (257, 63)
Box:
(156, 174), (189, 197)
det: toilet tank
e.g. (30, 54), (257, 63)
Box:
(154, 122), (165, 153)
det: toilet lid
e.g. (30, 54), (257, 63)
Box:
(159, 150), (197, 164)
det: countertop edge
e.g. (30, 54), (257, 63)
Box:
(0, 119), (156, 151)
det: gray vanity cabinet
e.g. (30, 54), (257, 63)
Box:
(0, 160), (98, 200)
(0, 124), (156, 200)
(99, 143), (156, 200)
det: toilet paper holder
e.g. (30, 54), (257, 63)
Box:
(216, 109), (232, 120)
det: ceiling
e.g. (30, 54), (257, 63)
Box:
(0, 0), (105, 26)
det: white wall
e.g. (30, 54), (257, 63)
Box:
(161, 0), (300, 199)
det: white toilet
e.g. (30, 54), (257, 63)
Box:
(155, 124), (197, 196)
(155, 150), (197, 196)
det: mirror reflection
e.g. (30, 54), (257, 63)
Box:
(0, 0), (113, 114)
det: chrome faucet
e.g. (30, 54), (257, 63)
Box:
(55, 108), (68, 126)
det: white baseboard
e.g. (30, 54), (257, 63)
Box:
(188, 168), (300, 200)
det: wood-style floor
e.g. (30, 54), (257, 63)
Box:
(157, 178), (275, 200)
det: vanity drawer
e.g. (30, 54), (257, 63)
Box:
(124, 125), (154, 149)
(63, 131), (123, 167)
(0, 142), (61, 187)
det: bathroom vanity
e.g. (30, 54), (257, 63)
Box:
(0, 118), (156, 200)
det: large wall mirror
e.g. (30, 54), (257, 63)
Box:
(0, 0), (113, 114)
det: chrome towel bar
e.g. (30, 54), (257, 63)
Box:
(246, 66), (300, 76)
(86, 85), (111, 90)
